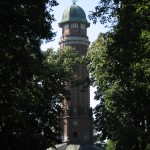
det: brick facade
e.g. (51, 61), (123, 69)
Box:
(59, 4), (93, 144)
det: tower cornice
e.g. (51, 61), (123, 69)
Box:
(59, 36), (90, 46)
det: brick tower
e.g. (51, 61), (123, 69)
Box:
(59, 1), (93, 144)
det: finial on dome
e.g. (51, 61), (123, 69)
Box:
(72, 0), (78, 4)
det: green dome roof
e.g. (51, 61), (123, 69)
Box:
(60, 3), (90, 26)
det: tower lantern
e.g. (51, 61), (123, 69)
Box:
(72, 0), (78, 4)
(59, 2), (93, 144)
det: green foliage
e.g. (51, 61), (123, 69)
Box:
(88, 0), (150, 150)
(0, 0), (76, 150)
(106, 140), (116, 150)
(145, 144), (150, 150)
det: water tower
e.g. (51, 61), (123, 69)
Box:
(59, 1), (93, 144)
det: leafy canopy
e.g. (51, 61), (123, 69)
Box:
(88, 0), (150, 149)
(0, 0), (77, 149)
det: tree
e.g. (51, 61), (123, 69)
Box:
(106, 140), (116, 150)
(0, 0), (77, 149)
(0, 45), (77, 150)
(88, 0), (150, 149)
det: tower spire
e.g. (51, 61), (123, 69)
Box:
(72, 0), (78, 4)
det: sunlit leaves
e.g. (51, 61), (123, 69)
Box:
(0, 0), (72, 149)
(88, 0), (150, 149)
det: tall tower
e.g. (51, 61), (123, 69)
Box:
(59, 1), (93, 144)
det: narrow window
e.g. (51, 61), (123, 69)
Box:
(80, 24), (86, 29)
(74, 108), (76, 112)
(73, 120), (77, 125)
(73, 132), (78, 138)
(71, 23), (78, 28)
(64, 24), (69, 29)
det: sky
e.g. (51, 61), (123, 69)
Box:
(41, 0), (109, 108)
